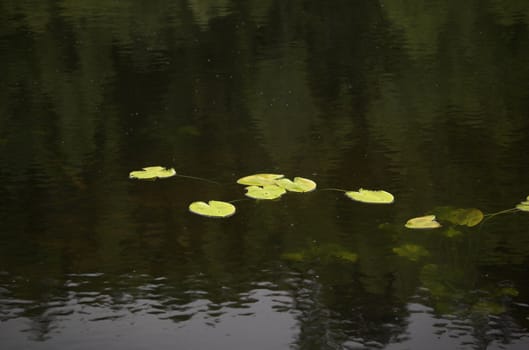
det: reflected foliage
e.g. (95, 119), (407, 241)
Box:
(1, 0), (529, 349)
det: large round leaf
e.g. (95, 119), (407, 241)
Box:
(245, 185), (286, 200)
(129, 166), (176, 180)
(434, 207), (484, 227)
(405, 215), (442, 229)
(237, 173), (284, 186)
(275, 177), (317, 192)
(189, 200), (236, 218)
(345, 188), (394, 204)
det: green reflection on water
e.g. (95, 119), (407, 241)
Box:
(1, 0), (529, 349)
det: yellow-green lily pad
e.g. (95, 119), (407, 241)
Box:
(245, 185), (286, 200)
(129, 166), (176, 180)
(275, 177), (317, 192)
(516, 196), (529, 212)
(393, 244), (430, 261)
(405, 215), (442, 229)
(345, 188), (394, 204)
(189, 200), (236, 218)
(237, 173), (284, 186)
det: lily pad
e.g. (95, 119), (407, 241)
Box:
(245, 185), (286, 200)
(237, 173), (284, 186)
(275, 177), (317, 192)
(405, 215), (442, 229)
(393, 244), (430, 261)
(129, 166), (176, 180)
(345, 188), (394, 204)
(189, 200), (236, 218)
(516, 196), (529, 212)
(434, 207), (483, 227)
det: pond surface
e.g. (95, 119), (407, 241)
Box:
(1, 1), (529, 349)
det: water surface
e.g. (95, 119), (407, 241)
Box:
(1, 1), (529, 349)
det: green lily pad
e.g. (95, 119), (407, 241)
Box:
(345, 188), (394, 204)
(275, 177), (317, 192)
(393, 244), (430, 261)
(245, 184), (286, 200)
(405, 215), (442, 229)
(189, 200), (236, 218)
(129, 166), (176, 180)
(516, 196), (529, 212)
(237, 173), (284, 186)
(434, 207), (484, 227)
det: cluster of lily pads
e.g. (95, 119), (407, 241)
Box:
(129, 166), (528, 229)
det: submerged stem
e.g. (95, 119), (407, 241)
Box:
(319, 188), (348, 192)
(176, 174), (220, 185)
(228, 198), (250, 204)
(480, 207), (519, 227)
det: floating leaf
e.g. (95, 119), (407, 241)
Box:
(405, 215), (442, 229)
(188, 200), (236, 218)
(434, 207), (483, 227)
(345, 188), (394, 204)
(245, 185), (286, 200)
(129, 166), (176, 180)
(516, 196), (529, 212)
(237, 173), (284, 186)
(393, 244), (430, 261)
(275, 177), (317, 192)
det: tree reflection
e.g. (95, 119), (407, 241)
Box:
(1, 0), (529, 348)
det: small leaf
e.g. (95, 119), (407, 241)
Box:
(393, 244), (430, 261)
(516, 196), (529, 212)
(275, 177), (317, 192)
(517, 203), (529, 212)
(189, 200), (236, 218)
(237, 173), (284, 186)
(129, 166), (176, 180)
(405, 215), (442, 229)
(345, 188), (394, 204)
(245, 185), (286, 200)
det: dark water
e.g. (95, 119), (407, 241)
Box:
(1, 1), (529, 349)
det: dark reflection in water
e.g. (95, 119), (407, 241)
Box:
(1, 0), (529, 349)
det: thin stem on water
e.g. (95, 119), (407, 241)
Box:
(318, 188), (349, 192)
(176, 174), (220, 185)
(228, 198), (250, 204)
(479, 207), (519, 227)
